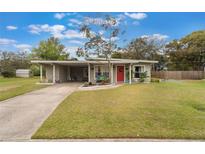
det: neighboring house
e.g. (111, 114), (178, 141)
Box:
(31, 58), (158, 84)
(16, 69), (31, 78)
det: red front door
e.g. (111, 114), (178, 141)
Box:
(117, 66), (124, 82)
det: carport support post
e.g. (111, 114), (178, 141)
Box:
(88, 63), (91, 82)
(129, 64), (132, 84)
(40, 64), (43, 82)
(52, 64), (56, 84)
(111, 64), (113, 84)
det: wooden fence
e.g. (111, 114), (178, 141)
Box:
(151, 71), (205, 80)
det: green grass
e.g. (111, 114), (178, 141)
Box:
(0, 76), (47, 101)
(32, 80), (205, 139)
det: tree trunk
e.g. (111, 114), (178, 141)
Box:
(108, 58), (111, 83)
(108, 35), (112, 84)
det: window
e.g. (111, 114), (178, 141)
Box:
(134, 66), (144, 78)
(94, 65), (109, 82)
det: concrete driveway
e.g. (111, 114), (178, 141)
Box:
(0, 82), (82, 141)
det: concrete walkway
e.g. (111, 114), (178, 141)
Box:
(0, 83), (82, 141)
(79, 84), (122, 91)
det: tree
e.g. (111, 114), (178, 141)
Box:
(76, 15), (122, 82)
(111, 51), (123, 58)
(165, 30), (205, 70)
(0, 50), (30, 77)
(112, 37), (166, 70)
(32, 37), (69, 60)
(124, 37), (165, 60)
(165, 40), (186, 70)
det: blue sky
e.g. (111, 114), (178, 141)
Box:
(0, 12), (205, 57)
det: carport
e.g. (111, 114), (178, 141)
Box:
(31, 60), (91, 83)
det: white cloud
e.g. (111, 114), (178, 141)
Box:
(28, 24), (85, 39)
(64, 30), (85, 39)
(28, 24), (66, 38)
(54, 13), (66, 20)
(0, 38), (32, 52)
(6, 25), (18, 30)
(0, 38), (16, 45)
(50, 25), (66, 38)
(15, 44), (32, 49)
(98, 30), (105, 35)
(54, 13), (77, 20)
(65, 46), (79, 52)
(111, 37), (119, 41)
(64, 46), (79, 57)
(84, 17), (120, 27)
(141, 34), (169, 41)
(84, 17), (105, 25)
(102, 36), (119, 42)
(125, 12), (147, 20)
(68, 40), (83, 45)
(117, 14), (126, 21)
(116, 14), (126, 26)
(14, 44), (32, 52)
(69, 19), (82, 25)
(28, 25), (39, 34)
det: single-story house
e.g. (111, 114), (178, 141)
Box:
(31, 58), (158, 84)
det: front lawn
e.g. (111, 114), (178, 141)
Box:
(33, 80), (205, 139)
(0, 76), (47, 101)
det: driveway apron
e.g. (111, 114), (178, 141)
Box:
(0, 83), (82, 141)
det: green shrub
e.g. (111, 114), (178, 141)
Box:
(30, 65), (40, 76)
(1, 70), (15, 77)
(83, 82), (93, 87)
(139, 71), (147, 82)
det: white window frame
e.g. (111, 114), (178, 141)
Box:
(133, 65), (145, 79)
(93, 65), (109, 80)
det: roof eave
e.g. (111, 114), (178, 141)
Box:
(31, 60), (158, 64)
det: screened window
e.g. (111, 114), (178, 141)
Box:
(134, 66), (144, 78)
(94, 65), (109, 81)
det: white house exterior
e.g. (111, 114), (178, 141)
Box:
(31, 58), (158, 84)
